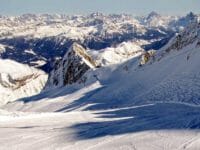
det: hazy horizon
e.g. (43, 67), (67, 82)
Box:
(0, 0), (199, 16)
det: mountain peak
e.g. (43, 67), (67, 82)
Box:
(185, 12), (198, 23)
(89, 12), (104, 18)
(147, 11), (160, 19)
(66, 43), (97, 68)
(186, 12), (195, 18)
(68, 42), (84, 53)
(47, 43), (97, 87)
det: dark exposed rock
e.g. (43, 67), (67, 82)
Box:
(46, 43), (97, 88)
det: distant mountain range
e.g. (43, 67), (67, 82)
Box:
(0, 12), (199, 106)
(0, 12), (197, 73)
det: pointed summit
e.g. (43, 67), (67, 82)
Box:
(185, 12), (197, 23)
(47, 43), (97, 87)
(65, 42), (97, 68)
(147, 11), (160, 20)
(186, 12), (195, 19)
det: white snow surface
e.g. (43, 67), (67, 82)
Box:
(0, 14), (200, 150)
(1, 103), (200, 150)
(88, 41), (145, 66)
(0, 44), (5, 55)
(0, 59), (48, 106)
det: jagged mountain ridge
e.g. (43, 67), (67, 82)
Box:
(3, 17), (200, 112)
(0, 12), (196, 73)
(46, 13), (200, 89)
(0, 12), (199, 107)
(46, 43), (97, 88)
(46, 41), (145, 88)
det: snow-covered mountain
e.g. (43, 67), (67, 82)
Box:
(0, 59), (47, 106)
(0, 12), (198, 106)
(0, 12), (198, 107)
(1, 12), (200, 150)
(0, 12), (195, 73)
(138, 11), (197, 31)
(46, 41), (145, 88)
(46, 43), (97, 88)
(139, 11), (177, 28)
(3, 14), (200, 111)
(89, 40), (145, 66)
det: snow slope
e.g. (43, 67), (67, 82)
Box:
(0, 59), (48, 106)
(1, 103), (200, 150)
(88, 41), (145, 66)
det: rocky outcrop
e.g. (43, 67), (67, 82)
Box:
(46, 43), (97, 88)
(139, 50), (156, 66)
(165, 16), (200, 53)
(152, 16), (200, 63)
(0, 73), (41, 90)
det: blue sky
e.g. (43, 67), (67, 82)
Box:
(0, 0), (199, 16)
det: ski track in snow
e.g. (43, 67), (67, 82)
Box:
(1, 102), (200, 150)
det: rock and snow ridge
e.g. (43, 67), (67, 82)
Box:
(89, 40), (145, 66)
(46, 41), (146, 88)
(0, 59), (47, 106)
(3, 17), (200, 111)
(46, 43), (97, 88)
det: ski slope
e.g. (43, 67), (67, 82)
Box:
(1, 103), (200, 150)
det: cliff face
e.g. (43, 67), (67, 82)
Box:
(47, 43), (97, 88)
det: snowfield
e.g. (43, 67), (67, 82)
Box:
(1, 103), (200, 150)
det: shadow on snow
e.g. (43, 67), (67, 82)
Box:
(68, 103), (200, 140)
